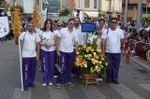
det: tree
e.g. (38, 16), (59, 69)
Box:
(0, 0), (5, 5)
(59, 8), (70, 17)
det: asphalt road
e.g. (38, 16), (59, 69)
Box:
(0, 40), (150, 99)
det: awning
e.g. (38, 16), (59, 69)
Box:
(84, 11), (99, 17)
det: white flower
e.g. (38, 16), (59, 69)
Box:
(99, 61), (102, 64)
(102, 58), (104, 60)
(95, 66), (98, 69)
(84, 64), (87, 68)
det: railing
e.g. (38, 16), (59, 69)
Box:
(129, 40), (150, 61)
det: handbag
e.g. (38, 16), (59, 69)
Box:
(55, 57), (61, 72)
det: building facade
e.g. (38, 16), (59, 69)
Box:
(122, 0), (150, 21)
(7, 0), (123, 20)
(74, 0), (123, 20)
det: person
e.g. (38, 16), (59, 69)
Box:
(74, 18), (87, 46)
(39, 19), (57, 86)
(124, 39), (131, 64)
(98, 18), (107, 30)
(56, 18), (78, 88)
(101, 17), (124, 84)
(94, 26), (103, 48)
(53, 20), (64, 77)
(16, 22), (41, 90)
(54, 20), (64, 35)
(93, 26), (103, 81)
(73, 18), (87, 76)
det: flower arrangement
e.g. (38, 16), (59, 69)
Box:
(75, 42), (109, 75)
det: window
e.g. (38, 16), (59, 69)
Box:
(128, 5), (133, 10)
(84, 0), (89, 8)
(94, 0), (97, 9)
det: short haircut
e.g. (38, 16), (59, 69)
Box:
(67, 18), (74, 23)
(109, 17), (118, 22)
(98, 18), (105, 23)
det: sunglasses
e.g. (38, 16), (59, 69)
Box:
(111, 21), (117, 23)
(69, 22), (75, 25)
(58, 24), (63, 27)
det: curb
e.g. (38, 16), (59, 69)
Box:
(130, 57), (150, 72)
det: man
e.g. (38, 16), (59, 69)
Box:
(56, 18), (78, 88)
(16, 22), (41, 90)
(101, 17), (124, 84)
(74, 18), (87, 46)
(53, 20), (64, 77)
(72, 18), (87, 76)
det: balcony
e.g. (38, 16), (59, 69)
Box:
(122, 0), (147, 4)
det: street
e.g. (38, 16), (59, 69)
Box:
(0, 40), (150, 99)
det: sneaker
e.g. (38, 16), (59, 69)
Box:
(24, 86), (28, 91)
(29, 83), (35, 87)
(112, 81), (119, 84)
(56, 84), (62, 89)
(96, 78), (103, 82)
(42, 83), (47, 87)
(54, 75), (58, 78)
(48, 82), (53, 86)
(65, 82), (74, 87)
(105, 80), (111, 84)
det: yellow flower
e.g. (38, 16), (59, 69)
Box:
(90, 67), (95, 73)
(101, 58), (105, 61)
(91, 58), (98, 64)
(75, 56), (83, 66)
(87, 54), (92, 58)
(96, 47), (101, 53)
(100, 54), (105, 58)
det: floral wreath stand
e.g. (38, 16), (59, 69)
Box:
(75, 32), (109, 86)
(82, 74), (99, 86)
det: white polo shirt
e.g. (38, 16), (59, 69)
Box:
(145, 27), (150, 32)
(73, 25), (87, 46)
(19, 31), (41, 57)
(54, 29), (62, 36)
(39, 31), (56, 51)
(101, 28), (124, 53)
(57, 27), (78, 53)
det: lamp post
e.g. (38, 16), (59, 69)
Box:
(123, 0), (128, 27)
(136, 0), (142, 32)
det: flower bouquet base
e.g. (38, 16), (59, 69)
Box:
(82, 74), (99, 86)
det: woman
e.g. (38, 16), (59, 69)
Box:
(39, 19), (57, 86)
(94, 26), (103, 48)
(93, 26), (103, 81)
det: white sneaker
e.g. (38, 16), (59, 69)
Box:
(54, 75), (58, 78)
(65, 82), (74, 87)
(42, 83), (47, 87)
(48, 82), (53, 86)
(97, 78), (103, 82)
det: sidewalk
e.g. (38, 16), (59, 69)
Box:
(130, 56), (150, 71)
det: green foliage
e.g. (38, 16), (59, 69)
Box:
(98, 12), (105, 18)
(0, 0), (5, 5)
(59, 8), (70, 16)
